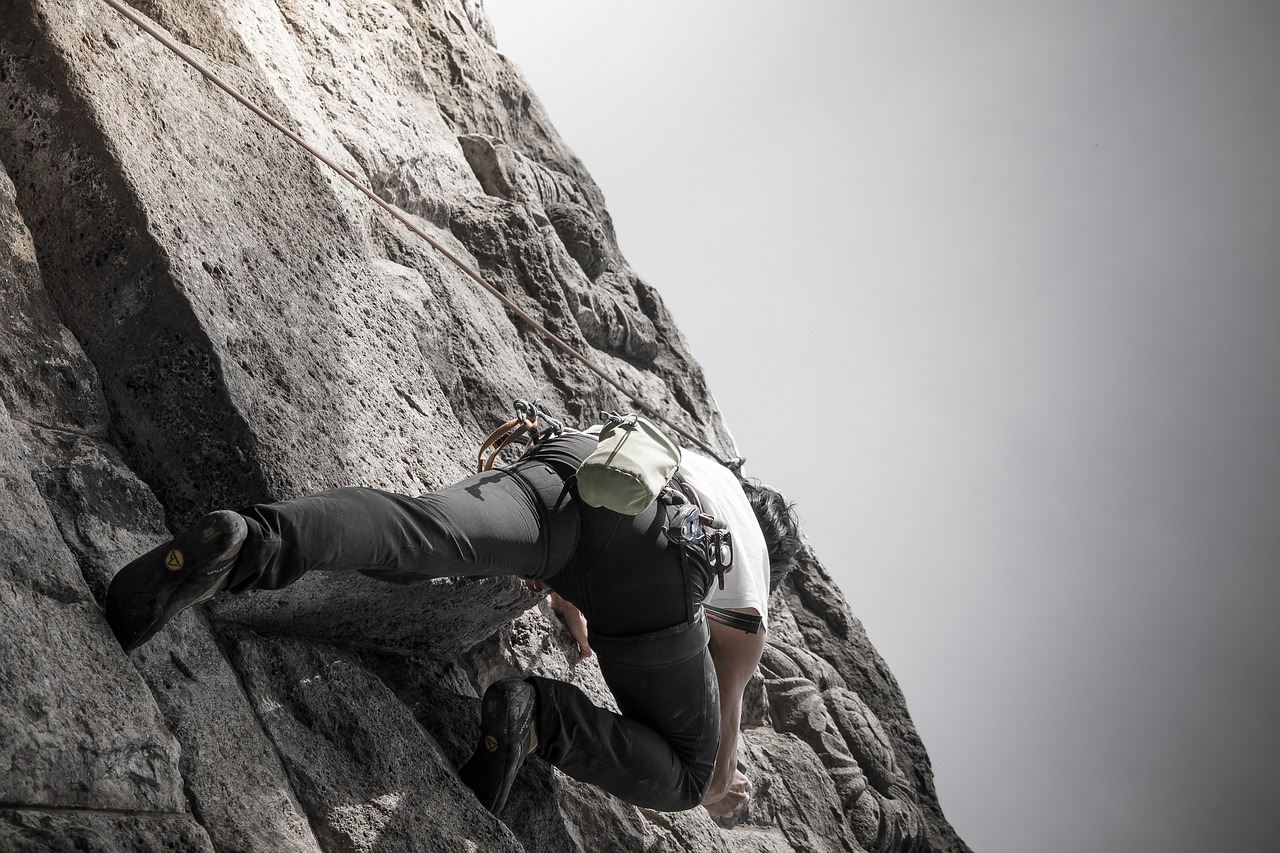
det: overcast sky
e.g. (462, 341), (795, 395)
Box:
(483, 2), (1280, 851)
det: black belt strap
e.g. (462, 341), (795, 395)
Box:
(705, 604), (762, 635)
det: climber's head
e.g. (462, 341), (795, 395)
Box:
(740, 480), (801, 592)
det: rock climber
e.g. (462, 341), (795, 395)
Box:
(104, 427), (800, 818)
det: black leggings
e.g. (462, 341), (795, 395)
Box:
(228, 434), (719, 811)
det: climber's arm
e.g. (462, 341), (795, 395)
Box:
(701, 609), (766, 814)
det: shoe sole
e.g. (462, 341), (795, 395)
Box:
(105, 510), (247, 652)
(460, 678), (538, 812)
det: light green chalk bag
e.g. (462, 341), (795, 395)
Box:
(576, 414), (681, 515)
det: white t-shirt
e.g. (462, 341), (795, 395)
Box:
(677, 448), (770, 630)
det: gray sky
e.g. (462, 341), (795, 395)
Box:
(483, 2), (1280, 850)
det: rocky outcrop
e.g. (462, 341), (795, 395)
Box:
(0, 1), (970, 851)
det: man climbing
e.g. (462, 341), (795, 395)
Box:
(105, 426), (800, 817)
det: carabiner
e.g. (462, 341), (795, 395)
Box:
(670, 503), (704, 544)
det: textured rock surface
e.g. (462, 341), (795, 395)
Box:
(0, 809), (215, 853)
(0, 1), (970, 851)
(223, 629), (524, 853)
(0, 168), (185, 815)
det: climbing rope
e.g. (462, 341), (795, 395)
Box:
(96, 0), (740, 467)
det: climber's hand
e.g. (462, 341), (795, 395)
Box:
(548, 592), (592, 659)
(703, 769), (751, 817)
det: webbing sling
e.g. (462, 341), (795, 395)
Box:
(705, 605), (762, 635)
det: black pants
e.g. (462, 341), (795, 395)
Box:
(228, 434), (720, 811)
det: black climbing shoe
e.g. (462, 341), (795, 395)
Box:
(105, 510), (247, 652)
(459, 678), (539, 813)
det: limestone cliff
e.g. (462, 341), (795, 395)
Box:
(0, 2), (971, 851)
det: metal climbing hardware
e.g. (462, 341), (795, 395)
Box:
(663, 480), (734, 589)
(669, 503), (703, 545)
(673, 485), (758, 635)
(708, 528), (734, 577)
(476, 400), (564, 472)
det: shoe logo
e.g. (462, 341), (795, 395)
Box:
(485, 735), (499, 753)
(200, 526), (217, 542)
(165, 549), (185, 572)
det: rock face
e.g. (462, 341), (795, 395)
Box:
(0, 2), (971, 851)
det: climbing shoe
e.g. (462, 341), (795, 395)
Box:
(105, 510), (247, 652)
(459, 678), (539, 813)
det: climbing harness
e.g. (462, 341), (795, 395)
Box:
(477, 403), (760, 634)
(96, 0), (742, 470)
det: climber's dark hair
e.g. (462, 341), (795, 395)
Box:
(740, 479), (801, 592)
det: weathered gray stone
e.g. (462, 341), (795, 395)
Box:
(0, 809), (215, 853)
(130, 621), (325, 853)
(0, 406), (184, 812)
(17, 418), (321, 851)
(742, 729), (864, 853)
(2, 0), (466, 525)
(715, 828), (797, 853)
(759, 640), (927, 853)
(210, 571), (544, 660)
(0, 176), (184, 811)
(504, 767), (678, 853)
(0, 167), (108, 435)
(783, 553), (967, 852)
(2, 150), (328, 853)
(20, 426), (172, 596)
(224, 628), (525, 853)
(449, 601), (616, 704)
